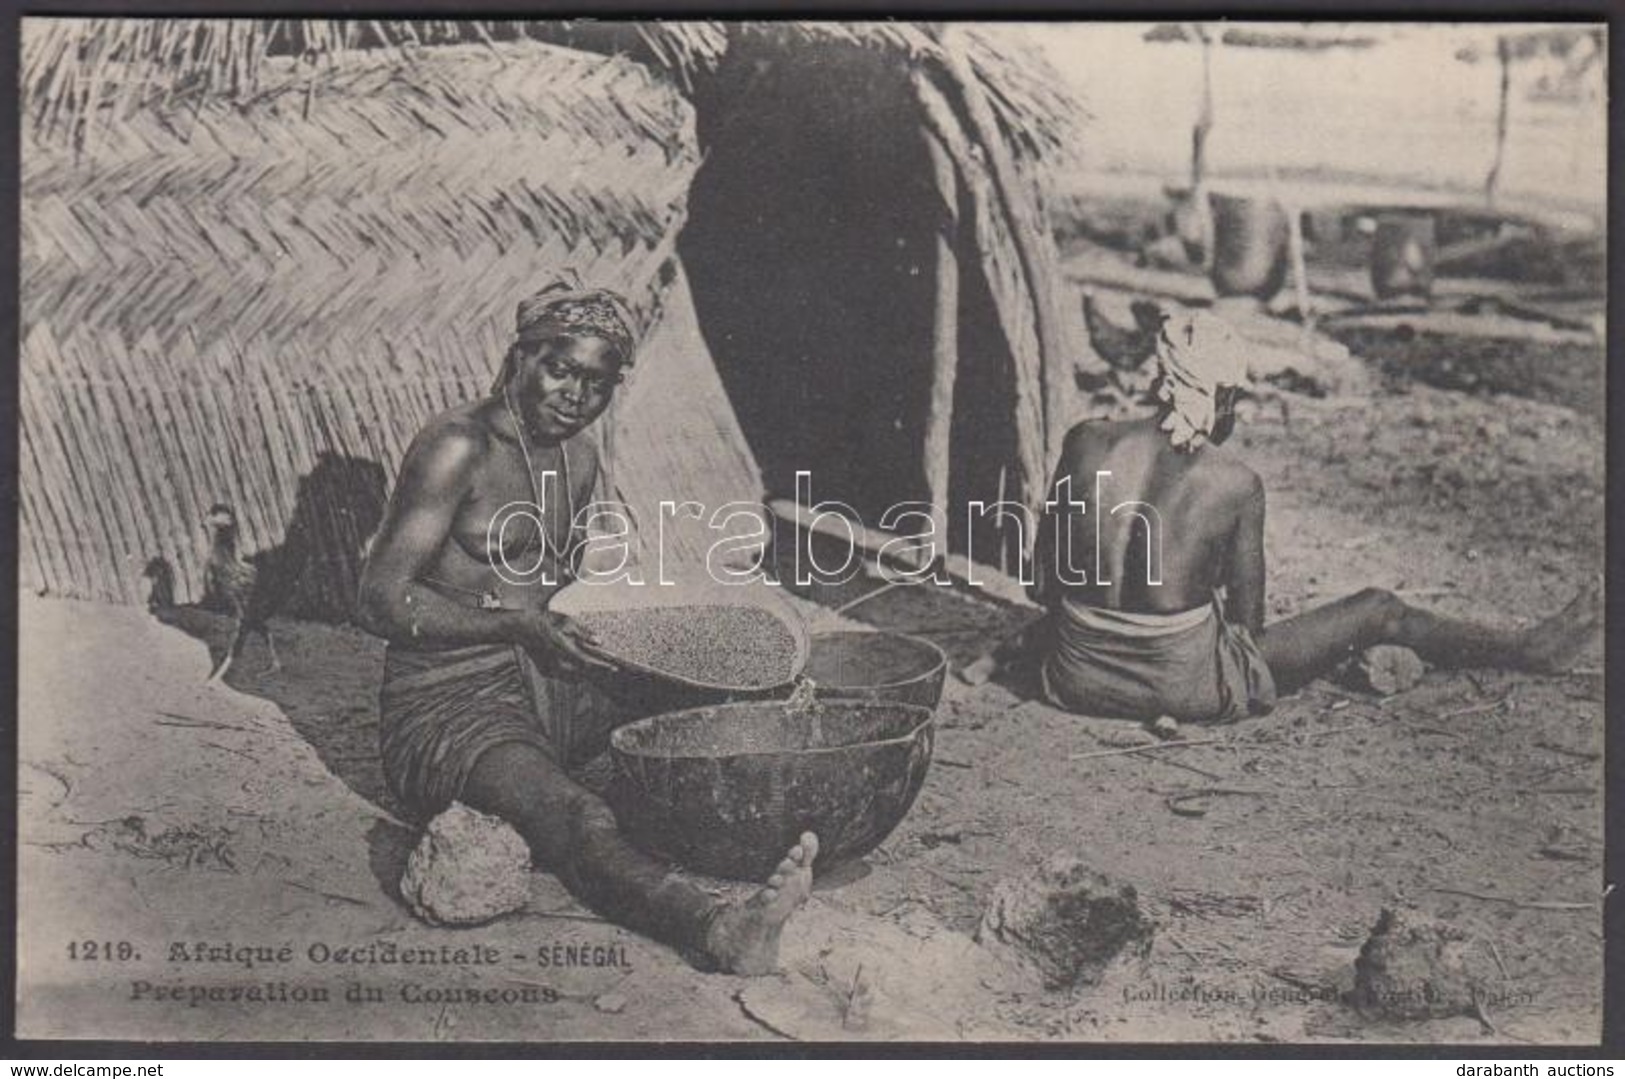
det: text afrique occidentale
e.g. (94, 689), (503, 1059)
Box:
(166, 939), (630, 970)
(486, 470), (1165, 589)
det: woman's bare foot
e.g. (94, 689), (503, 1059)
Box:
(705, 832), (819, 975)
(1519, 578), (1604, 673)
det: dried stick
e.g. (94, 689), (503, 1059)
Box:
(833, 579), (907, 616)
(1068, 737), (1225, 761)
(1166, 788), (1270, 818)
(1435, 695), (1513, 721)
(1428, 886), (1593, 912)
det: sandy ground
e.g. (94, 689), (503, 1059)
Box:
(18, 594), (1047, 1043)
(17, 246), (1606, 1043)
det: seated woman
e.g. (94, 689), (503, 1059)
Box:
(357, 277), (815, 973)
(1031, 307), (1601, 723)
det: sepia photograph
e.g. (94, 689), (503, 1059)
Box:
(13, 18), (1608, 1045)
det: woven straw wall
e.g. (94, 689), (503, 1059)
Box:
(21, 36), (763, 612)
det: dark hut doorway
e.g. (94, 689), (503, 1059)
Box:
(680, 38), (943, 527)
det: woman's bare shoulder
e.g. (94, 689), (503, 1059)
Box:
(401, 403), (495, 484)
(1199, 444), (1264, 501)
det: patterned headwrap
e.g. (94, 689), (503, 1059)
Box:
(496, 273), (639, 390)
(1154, 308), (1249, 451)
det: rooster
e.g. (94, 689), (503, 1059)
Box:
(203, 503), (303, 682)
(1081, 292), (1167, 374)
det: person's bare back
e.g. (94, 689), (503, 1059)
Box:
(1037, 416), (1264, 629)
(1027, 303), (1598, 723)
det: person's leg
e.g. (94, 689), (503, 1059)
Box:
(460, 741), (816, 975)
(1260, 582), (1602, 695)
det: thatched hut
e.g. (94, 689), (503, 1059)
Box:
(20, 19), (1090, 613)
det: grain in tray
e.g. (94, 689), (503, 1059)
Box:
(579, 604), (798, 688)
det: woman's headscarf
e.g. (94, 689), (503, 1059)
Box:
(1153, 308), (1249, 451)
(495, 273), (639, 391)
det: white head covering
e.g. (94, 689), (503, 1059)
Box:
(1154, 308), (1249, 451)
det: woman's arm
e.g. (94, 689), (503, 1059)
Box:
(356, 421), (606, 670)
(358, 422), (521, 647)
(1225, 472), (1267, 637)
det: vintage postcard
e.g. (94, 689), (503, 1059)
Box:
(15, 19), (1606, 1044)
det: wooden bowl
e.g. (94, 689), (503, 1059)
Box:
(608, 700), (934, 880)
(804, 631), (947, 709)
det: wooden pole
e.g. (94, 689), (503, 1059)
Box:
(1287, 200), (1312, 340)
(922, 128), (960, 559)
(1485, 34), (1512, 207)
(912, 70), (1047, 566)
(1269, 165), (1313, 339)
(1191, 23), (1214, 192)
(931, 28), (1080, 505)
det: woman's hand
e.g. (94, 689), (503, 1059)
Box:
(513, 609), (615, 675)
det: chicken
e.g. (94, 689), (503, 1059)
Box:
(202, 503), (304, 682)
(141, 556), (175, 613)
(1081, 292), (1167, 373)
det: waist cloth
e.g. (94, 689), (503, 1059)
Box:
(379, 642), (625, 821)
(1041, 595), (1276, 723)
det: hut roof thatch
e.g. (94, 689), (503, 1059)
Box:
(21, 26), (753, 609)
(23, 18), (1080, 163)
(23, 31), (697, 365)
(21, 17), (1089, 610)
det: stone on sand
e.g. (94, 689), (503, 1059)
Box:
(1352, 907), (1493, 1020)
(975, 852), (1152, 989)
(1355, 644), (1426, 696)
(399, 803), (532, 926)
